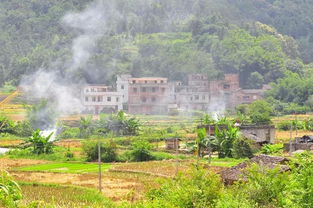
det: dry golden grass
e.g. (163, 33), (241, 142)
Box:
(0, 139), (23, 147)
(111, 160), (226, 177)
(0, 158), (49, 170)
(55, 139), (82, 148)
(275, 130), (313, 143)
(20, 183), (113, 207)
(11, 171), (152, 201)
(272, 114), (313, 123)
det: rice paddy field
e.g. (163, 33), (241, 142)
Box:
(1, 90), (313, 207)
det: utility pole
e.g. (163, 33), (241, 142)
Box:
(289, 123), (293, 155)
(175, 137), (179, 176)
(98, 137), (102, 192)
(208, 126), (212, 164)
(295, 113), (298, 136)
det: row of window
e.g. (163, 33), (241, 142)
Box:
(85, 88), (109, 93)
(190, 95), (207, 101)
(131, 80), (165, 84)
(141, 97), (157, 103)
(132, 87), (166, 93)
(85, 96), (119, 102)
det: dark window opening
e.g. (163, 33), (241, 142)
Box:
(107, 97), (111, 102)
(121, 85), (124, 89)
(141, 87), (146, 92)
(142, 97), (147, 102)
(223, 84), (230, 89)
(152, 97), (156, 102)
(85, 97), (88, 102)
(133, 88), (137, 93)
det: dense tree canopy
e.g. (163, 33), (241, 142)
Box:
(1, 0), (313, 108)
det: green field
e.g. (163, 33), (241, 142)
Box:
(17, 162), (111, 174)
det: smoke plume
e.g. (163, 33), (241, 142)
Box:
(20, 0), (116, 130)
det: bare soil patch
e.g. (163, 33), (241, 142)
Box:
(0, 158), (48, 170)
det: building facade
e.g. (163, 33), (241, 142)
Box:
(82, 85), (123, 114)
(82, 73), (268, 115)
(128, 77), (170, 114)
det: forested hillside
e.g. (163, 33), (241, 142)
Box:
(1, 0), (313, 112)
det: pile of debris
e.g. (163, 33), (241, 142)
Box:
(220, 154), (290, 184)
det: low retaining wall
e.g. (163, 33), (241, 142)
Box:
(284, 143), (313, 152)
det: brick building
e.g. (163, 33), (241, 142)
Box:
(128, 77), (170, 114)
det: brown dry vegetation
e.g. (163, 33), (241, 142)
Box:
(0, 139), (23, 147)
(11, 171), (152, 201)
(55, 139), (82, 148)
(111, 160), (226, 177)
(0, 158), (49, 170)
(275, 130), (313, 143)
(20, 185), (108, 207)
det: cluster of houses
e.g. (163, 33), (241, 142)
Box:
(82, 73), (269, 115)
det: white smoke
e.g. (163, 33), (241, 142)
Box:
(62, 0), (110, 72)
(20, 0), (116, 130)
(208, 96), (226, 120)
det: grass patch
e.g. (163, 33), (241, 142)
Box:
(207, 157), (246, 167)
(7, 146), (85, 162)
(17, 162), (111, 174)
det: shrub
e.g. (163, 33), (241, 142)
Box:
(0, 81), (16, 93)
(22, 130), (54, 155)
(99, 111), (141, 136)
(277, 120), (304, 131)
(232, 137), (254, 159)
(13, 120), (33, 137)
(260, 144), (284, 155)
(0, 170), (22, 207)
(79, 116), (95, 138)
(0, 115), (15, 134)
(304, 118), (313, 131)
(291, 152), (313, 207)
(248, 100), (272, 124)
(130, 140), (153, 162)
(142, 168), (222, 208)
(65, 151), (74, 160)
(237, 164), (295, 207)
(283, 103), (310, 114)
(58, 127), (80, 139)
(82, 140), (118, 162)
(27, 100), (56, 130)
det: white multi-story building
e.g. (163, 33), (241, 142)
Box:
(82, 85), (123, 114)
(116, 74), (131, 104)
